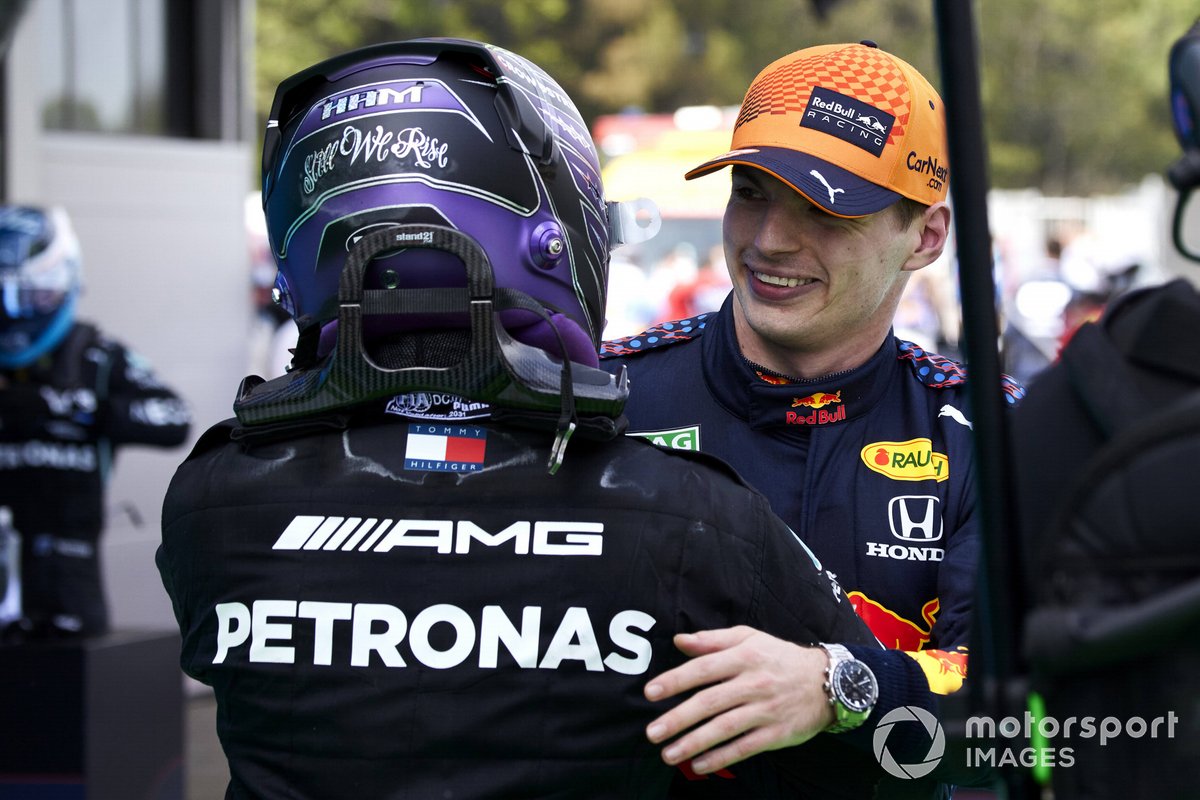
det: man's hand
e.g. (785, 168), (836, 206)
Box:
(644, 626), (836, 774)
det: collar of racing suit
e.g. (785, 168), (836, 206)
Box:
(700, 296), (900, 431)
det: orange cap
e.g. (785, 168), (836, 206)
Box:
(686, 42), (949, 217)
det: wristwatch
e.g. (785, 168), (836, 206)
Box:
(818, 643), (879, 733)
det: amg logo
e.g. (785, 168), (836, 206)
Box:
(865, 542), (945, 562)
(273, 515), (603, 556)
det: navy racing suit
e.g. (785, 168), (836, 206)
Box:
(158, 394), (881, 799)
(601, 296), (1025, 789)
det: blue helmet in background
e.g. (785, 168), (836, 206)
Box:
(1168, 19), (1200, 261)
(1170, 18), (1200, 155)
(0, 206), (82, 368)
(260, 38), (654, 366)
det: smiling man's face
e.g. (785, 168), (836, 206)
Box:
(721, 166), (946, 379)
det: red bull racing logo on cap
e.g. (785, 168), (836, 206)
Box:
(861, 438), (948, 482)
(787, 390), (845, 425)
(802, 87), (895, 156)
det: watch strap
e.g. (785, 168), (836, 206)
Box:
(819, 642), (876, 733)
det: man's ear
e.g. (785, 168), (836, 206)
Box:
(902, 202), (951, 272)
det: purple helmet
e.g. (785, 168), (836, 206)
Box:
(261, 38), (614, 363)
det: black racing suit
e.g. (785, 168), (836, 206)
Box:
(0, 322), (191, 635)
(158, 396), (881, 799)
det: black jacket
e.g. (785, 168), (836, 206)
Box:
(159, 400), (879, 799)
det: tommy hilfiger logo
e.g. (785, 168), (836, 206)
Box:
(404, 423), (487, 472)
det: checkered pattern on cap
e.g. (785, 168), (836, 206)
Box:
(685, 41), (949, 213)
(736, 46), (912, 147)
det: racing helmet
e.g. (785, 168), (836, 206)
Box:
(0, 206), (82, 368)
(1170, 18), (1200, 155)
(261, 38), (649, 366)
(1167, 18), (1200, 261)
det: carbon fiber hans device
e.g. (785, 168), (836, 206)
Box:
(233, 224), (628, 465)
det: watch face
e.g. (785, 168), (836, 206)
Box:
(833, 661), (878, 713)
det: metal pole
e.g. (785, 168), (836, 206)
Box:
(931, 1), (1032, 796)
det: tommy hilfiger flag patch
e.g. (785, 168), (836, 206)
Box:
(404, 424), (487, 472)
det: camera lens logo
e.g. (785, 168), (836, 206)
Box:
(873, 705), (945, 779)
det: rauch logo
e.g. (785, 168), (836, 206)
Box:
(860, 439), (948, 482)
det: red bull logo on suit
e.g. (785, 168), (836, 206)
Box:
(787, 390), (845, 425)
(791, 390), (842, 409)
(848, 591), (938, 651)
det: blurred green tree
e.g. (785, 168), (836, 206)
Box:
(255, 0), (1197, 194)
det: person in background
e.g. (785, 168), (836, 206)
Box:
(1011, 20), (1200, 797)
(602, 41), (1022, 795)
(0, 205), (190, 638)
(1056, 260), (1140, 352)
(603, 250), (658, 339)
(664, 243), (733, 321)
(157, 38), (879, 798)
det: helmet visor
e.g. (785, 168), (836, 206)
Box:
(0, 262), (75, 318)
(0, 206), (81, 320)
